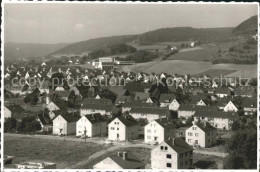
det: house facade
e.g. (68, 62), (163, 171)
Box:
(151, 138), (193, 169)
(53, 114), (79, 135)
(76, 113), (107, 137)
(185, 122), (217, 148)
(145, 118), (175, 144)
(108, 116), (139, 141)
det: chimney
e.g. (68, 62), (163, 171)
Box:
(203, 120), (207, 127)
(123, 152), (127, 160)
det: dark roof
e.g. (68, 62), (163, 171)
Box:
(134, 92), (150, 101)
(155, 118), (176, 130)
(59, 113), (80, 122)
(81, 103), (112, 111)
(113, 115), (138, 127)
(234, 86), (256, 96)
(215, 87), (231, 94)
(109, 86), (129, 96)
(82, 98), (112, 106)
(109, 152), (145, 169)
(164, 137), (193, 154)
(195, 122), (216, 133)
(36, 113), (52, 125)
(130, 107), (169, 115)
(6, 105), (25, 113)
(84, 113), (106, 124)
(115, 96), (133, 104)
(178, 105), (218, 111)
(122, 102), (158, 108)
(215, 97), (232, 107)
(241, 97), (257, 108)
(159, 94), (176, 103)
(55, 91), (71, 98)
(194, 110), (239, 119)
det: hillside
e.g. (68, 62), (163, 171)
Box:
(47, 35), (137, 57)
(4, 42), (70, 62)
(232, 15), (257, 35)
(136, 27), (233, 45)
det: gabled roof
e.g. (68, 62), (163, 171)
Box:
(241, 97), (257, 108)
(159, 94), (176, 103)
(154, 118), (176, 130)
(112, 115), (138, 127)
(108, 86), (129, 96)
(194, 110), (239, 119)
(122, 102), (159, 108)
(164, 137), (193, 154)
(82, 98), (112, 106)
(130, 107), (169, 115)
(234, 86), (256, 96)
(194, 122), (216, 133)
(58, 113), (80, 122)
(6, 105), (25, 113)
(178, 105), (218, 111)
(36, 113), (52, 125)
(82, 103), (112, 111)
(84, 113), (106, 124)
(134, 92), (150, 101)
(115, 96), (133, 104)
(215, 87), (231, 94)
(109, 152), (145, 169)
(55, 91), (71, 98)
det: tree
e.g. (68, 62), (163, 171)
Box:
(17, 116), (42, 133)
(24, 91), (39, 105)
(224, 128), (257, 169)
(99, 89), (117, 103)
(4, 118), (17, 132)
(185, 116), (194, 127)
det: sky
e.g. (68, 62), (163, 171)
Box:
(4, 3), (258, 44)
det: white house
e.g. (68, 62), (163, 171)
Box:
(108, 115), (139, 141)
(53, 114), (79, 135)
(185, 122), (217, 148)
(151, 137), (193, 169)
(76, 113), (107, 137)
(169, 99), (180, 111)
(46, 101), (60, 112)
(145, 118), (175, 144)
(223, 101), (238, 112)
(4, 106), (12, 119)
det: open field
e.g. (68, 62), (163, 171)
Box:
(119, 60), (257, 78)
(167, 47), (216, 61)
(4, 135), (108, 169)
(194, 69), (237, 78)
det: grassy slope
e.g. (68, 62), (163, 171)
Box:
(4, 136), (107, 169)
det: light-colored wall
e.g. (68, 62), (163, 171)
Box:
(169, 100), (180, 111)
(145, 121), (165, 144)
(186, 125), (206, 147)
(151, 142), (193, 169)
(80, 109), (109, 116)
(224, 101), (238, 112)
(47, 102), (60, 112)
(53, 115), (76, 135)
(4, 107), (12, 119)
(178, 110), (195, 119)
(108, 118), (138, 141)
(93, 157), (122, 169)
(130, 113), (166, 123)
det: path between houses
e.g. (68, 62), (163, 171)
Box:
(194, 149), (228, 158)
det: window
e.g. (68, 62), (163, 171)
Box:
(111, 127), (114, 130)
(117, 128), (119, 130)
(185, 161), (188, 165)
(185, 152), (187, 157)
(166, 154), (171, 159)
(188, 139), (192, 143)
(166, 163), (171, 167)
(165, 146), (168, 150)
(188, 132), (193, 136)
(192, 127), (196, 130)
(195, 133), (199, 137)
(147, 136), (151, 139)
(147, 129), (151, 133)
(160, 146), (163, 150)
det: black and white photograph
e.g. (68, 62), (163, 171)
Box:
(1, 1), (259, 170)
